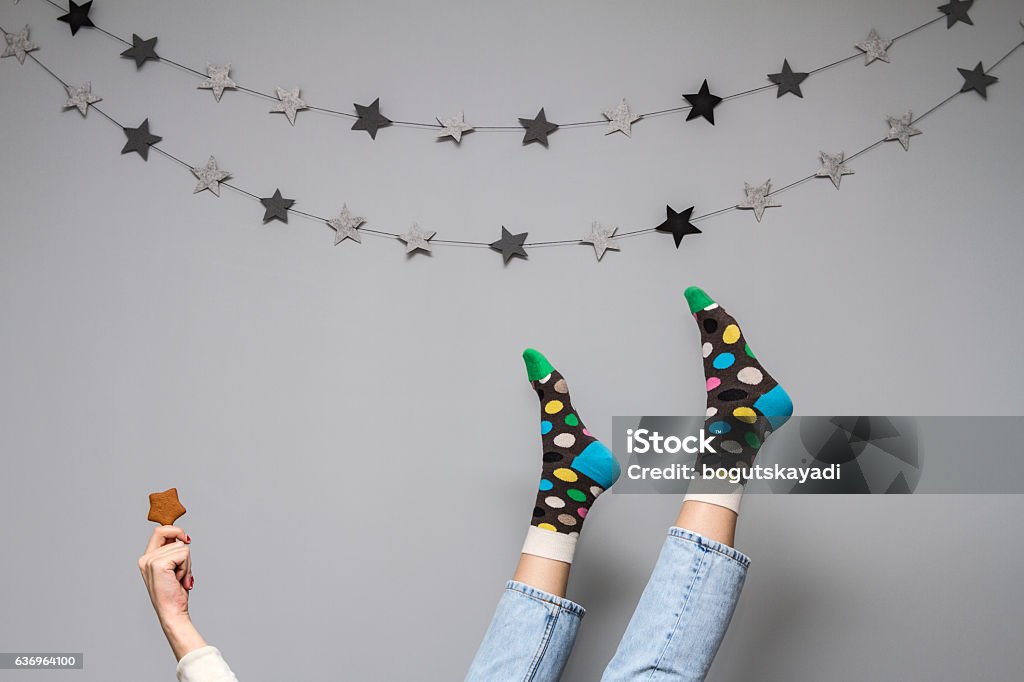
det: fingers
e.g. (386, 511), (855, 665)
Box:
(144, 525), (189, 554)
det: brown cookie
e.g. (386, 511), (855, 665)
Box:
(147, 487), (187, 525)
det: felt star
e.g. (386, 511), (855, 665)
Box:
(519, 108), (559, 146)
(352, 98), (392, 139)
(856, 29), (892, 65)
(938, 0), (974, 28)
(489, 226), (529, 263)
(602, 99), (641, 137)
(270, 86), (307, 125)
(399, 223), (436, 254)
(191, 156), (230, 196)
(121, 118), (162, 160)
(736, 180), (781, 222)
(63, 81), (101, 115)
(581, 222), (620, 261)
(767, 59), (809, 98)
(683, 79), (722, 124)
(656, 205), (701, 248)
(198, 64), (237, 102)
(147, 487), (187, 526)
(327, 204), (365, 245)
(120, 33), (159, 68)
(260, 189), (294, 223)
(57, 1), (94, 35)
(815, 151), (854, 190)
(2, 25), (38, 64)
(957, 61), (997, 98)
(436, 111), (473, 143)
(884, 111), (922, 151)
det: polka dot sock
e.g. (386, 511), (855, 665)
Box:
(683, 286), (794, 513)
(520, 348), (621, 565)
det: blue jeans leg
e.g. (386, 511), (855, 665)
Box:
(466, 580), (586, 682)
(601, 527), (750, 682)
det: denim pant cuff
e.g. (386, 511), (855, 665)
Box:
(505, 580), (587, 618)
(668, 526), (751, 568)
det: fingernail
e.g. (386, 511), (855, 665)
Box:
(185, 535), (191, 543)
(187, 576), (195, 589)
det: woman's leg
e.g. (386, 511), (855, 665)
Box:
(466, 350), (621, 682)
(602, 288), (793, 681)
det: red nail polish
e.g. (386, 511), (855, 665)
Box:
(187, 576), (195, 589)
(185, 535), (191, 543)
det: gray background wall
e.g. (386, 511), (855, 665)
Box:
(1, 0), (1022, 679)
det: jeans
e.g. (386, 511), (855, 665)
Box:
(466, 527), (749, 682)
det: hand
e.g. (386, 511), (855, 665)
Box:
(138, 526), (206, 660)
(138, 525), (194, 621)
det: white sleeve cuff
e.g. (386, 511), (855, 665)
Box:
(176, 646), (238, 682)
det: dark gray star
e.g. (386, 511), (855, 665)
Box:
(260, 189), (294, 223)
(938, 0), (974, 28)
(121, 118), (161, 160)
(958, 61), (997, 98)
(352, 98), (391, 139)
(767, 59), (809, 98)
(683, 79), (722, 124)
(656, 205), (701, 248)
(489, 227), (528, 263)
(57, 0), (94, 35)
(519, 108), (559, 146)
(120, 33), (159, 68)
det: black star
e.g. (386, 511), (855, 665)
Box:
(683, 79), (722, 124)
(937, 0), (974, 28)
(767, 59), (809, 98)
(57, 0), (94, 35)
(655, 205), (701, 248)
(120, 33), (159, 68)
(518, 108), (559, 146)
(121, 118), (161, 160)
(260, 189), (294, 223)
(958, 62), (997, 98)
(489, 227), (529, 263)
(351, 98), (392, 139)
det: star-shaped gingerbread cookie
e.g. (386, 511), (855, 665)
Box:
(147, 487), (187, 525)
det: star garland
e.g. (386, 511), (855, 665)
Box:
(20, 0), (980, 146)
(1, 16), (1022, 265)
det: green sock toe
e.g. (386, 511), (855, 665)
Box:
(684, 286), (715, 313)
(522, 348), (555, 382)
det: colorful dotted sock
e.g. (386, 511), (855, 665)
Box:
(683, 286), (794, 513)
(520, 349), (620, 564)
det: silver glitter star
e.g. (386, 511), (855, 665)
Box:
(198, 63), (237, 102)
(815, 151), (854, 190)
(270, 86), (307, 125)
(399, 222), (436, 254)
(191, 156), (230, 196)
(581, 221), (620, 261)
(436, 111), (473, 143)
(885, 111), (921, 151)
(855, 28), (892, 65)
(62, 81), (101, 116)
(737, 180), (781, 222)
(602, 99), (641, 137)
(2, 25), (38, 64)
(327, 204), (365, 245)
